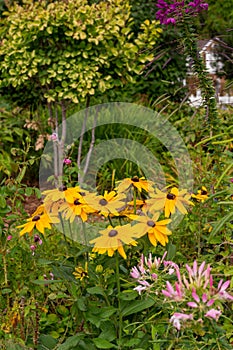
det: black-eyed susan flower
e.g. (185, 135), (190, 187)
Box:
(89, 224), (137, 259)
(59, 194), (96, 222)
(128, 212), (172, 247)
(85, 190), (126, 217)
(115, 176), (154, 194)
(73, 262), (88, 281)
(191, 186), (208, 202)
(118, 199), (145, 216)
(146, 187), (193, 217)
(42, 185), (72, 202)
(17, 211), (60, 236)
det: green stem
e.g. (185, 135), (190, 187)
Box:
(108, 214), (114, 227)
(81, 221), (89, 263)
(115, 254), (122, 349)
(183, 24), (218, 127)
(133, 188), (137, 214)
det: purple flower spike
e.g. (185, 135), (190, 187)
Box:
(155, 0), (209, 25)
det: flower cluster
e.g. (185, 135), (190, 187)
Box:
(155, 0), (208, 25)
(17, 177), (207, 259)
(131, 256), (233, 330)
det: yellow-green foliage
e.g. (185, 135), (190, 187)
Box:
(0, 0), (162, 104)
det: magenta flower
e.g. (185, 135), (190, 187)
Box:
(30, 244), (36, 256)
(164, 260), (182, 284)
(7, 235), (12, 241)
(131, 252), (169, 294)
(170, 312), (193, 330)
(162, 281), (184, 301)
(145, 251), (167, 270)
(187, 288), (214, 308)
(34, 234), (43, 245)
(183, 260), (211, 290)
(134, 280), (151, 295)
(63, 158), (72, 165)
(205, 308), (222, 321)
(50, 132), (58, 141)
(216, 280), (233, 301)
(155, 0), (208, 25)
(130, 266), (141, 279)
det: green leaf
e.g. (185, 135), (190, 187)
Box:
(77, 296), (87, 311)
(38, 334), (57, 350)
(118, 290), (138, 301)
(57, 305), (69, 316)
(56, 334), (84, 350)
(34, 188), (42, 198)
(208, 211), (233, 243)
(93, 338), (116, 349)
(1, 288), (12, 294)
(32, 279), (63, 285)
(0, 196), (6, 208)
(25, 187), (33, 196)
(121, 297), (155, 317)
(87, 286), (105, 296)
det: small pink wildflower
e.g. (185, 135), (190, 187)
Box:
(134, 280), (151, 295)
(50, 132), (58, 141)
(34, 234), (43, 245)
(7, 235), (12, 241)
(30, 245), (36, 256)
(187, 288), (215, 308)
(63, 158), (72, 165)
(205, 308), (222, 321)
(184, 260), (211, 290)
(170, 312), (193, 330)
(162, 281), (184, 301)
(130, 266), (141, 279)
(216, 280), (233, 301)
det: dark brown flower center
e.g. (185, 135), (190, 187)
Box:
(99, 198), (108, 206)
(201, 190), (207, 195)
(32, 215), (40, 222)
(108, 229), (118, 237)
(131, 176), (139, 182)
(74, 199), (81, 205)
(147, 220), (155, 227)
(59, 185), (67, 191)
(167, 193), (176, 200)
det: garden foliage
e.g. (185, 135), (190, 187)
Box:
(0, 0), (232, 350)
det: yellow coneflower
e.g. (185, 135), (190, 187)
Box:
(17, 211), (60, 236)
(85, 190), (126, 217)
(146, 187), (193, 217)
(191, 186), (208, 202)
(89, 224), (137, 259)
(73, 262), (88, 281)
(115, 176), (154, 194)
(59, 194), (96, 222)
(129, 212), (172, 247)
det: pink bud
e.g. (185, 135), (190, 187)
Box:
(50, 132), (58, 141)
(63, 158), (72, 165)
